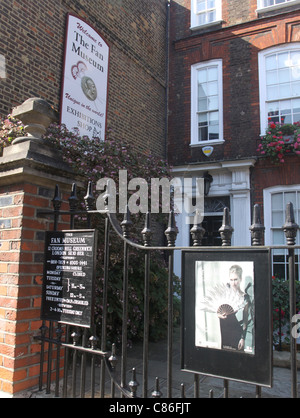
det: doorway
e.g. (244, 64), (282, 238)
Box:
(202, 216), (223, 246)
(191, 196), (230, 246)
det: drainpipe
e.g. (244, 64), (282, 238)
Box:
(164, 0), (171, 161)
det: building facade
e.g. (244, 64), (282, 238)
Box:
(1, 0), (300, 396)
(0, 0), (170, 397)
(168, 0), (300, 278)
(0, 0), (168, 157)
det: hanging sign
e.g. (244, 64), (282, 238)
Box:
(60, 13), (110, 139)
(41, 230), (97, 328)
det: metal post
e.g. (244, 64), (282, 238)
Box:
(100, 217), (110, 398)
(190, 210), (205, 398)
(38, 324), (48, 392)
(80, 329), (87, 398)
(165, 211), (177, 398)
(142, 213), (152, 398)
(55, 324), (63, 398)
(250, 204), (265, 398)
(219, 207), (233, 398)
(71, 328), (80, 398)
(89, 334), (99, 398)
(283, 202), (298, 399)
(62, 187), (78, 397)
(43, 186), (62, 396)
(46, 322), (53, 394)
(219, 207), (233, 247)
(250, 204), (265, 247)
(69, 183), (78, 229)
(121, 206), (132, 396)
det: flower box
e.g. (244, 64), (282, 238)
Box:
(257, 122), (300, 163)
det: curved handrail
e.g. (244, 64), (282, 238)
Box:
(103, 357), (136, 398)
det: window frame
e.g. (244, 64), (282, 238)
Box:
(257, 0), (300, 14)
(190, 59), (224, 147)
(258, 43), (300, 136)
(263, 185), (300, 280)
(190, 0), (223, 30)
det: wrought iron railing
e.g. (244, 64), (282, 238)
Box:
(36, 183), (299, 398)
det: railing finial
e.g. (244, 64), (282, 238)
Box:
(121, 205), (132, 238)
(283, 202), (299, 246)
(52, 184), (62, 212)
(84, 181), (95, 211)
(128, 368), (139, 398)
(190, 209), (205, 246)
(250, 204), (265, 246)
(219, 207), (233, 247)
(151, 377), (162, 398)
(142, 212), (152, 247)
(165, 210), (178, 247)
(69, 183), (78, 212)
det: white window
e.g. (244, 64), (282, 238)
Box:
(257, 0), (300, 12)
(259, 44), (300, 135)
(0, 55), (6, 79)
(191, 60), (224, 146)
(264, 186), (300, 280)
(191, 0), (222, 29)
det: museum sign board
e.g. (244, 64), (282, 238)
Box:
(60, 13), (110, 139)
(41, 230), (97, 328)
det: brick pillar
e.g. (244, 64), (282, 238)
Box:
(0, 99), (78, 397)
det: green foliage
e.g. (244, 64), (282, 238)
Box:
(43, 125), (171, 188)
(42, 123), (178, 343)
(257, 121), (300, 163)
(0, 114), (24, 153)
(272, 276), (300, 346)
(0, 115), (180, 344)
(95, 249), (181, 346)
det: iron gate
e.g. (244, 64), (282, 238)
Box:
(37, 182), (299, 398)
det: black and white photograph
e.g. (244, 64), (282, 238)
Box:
(195, 261), (255, 354)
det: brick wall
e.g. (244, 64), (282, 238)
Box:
(0, 181), (70, 395)
(223, 0), (255, 26)
(0, 0), (168, 157)
(252, 155), (300, 214)
(168, 1), (300, 166)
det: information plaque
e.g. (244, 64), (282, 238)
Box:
(41, 230), (97, 328)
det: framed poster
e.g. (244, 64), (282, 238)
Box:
(41, 230), (97, 328)
(60, 13), (110, 139)
(181, 248), (273, 387)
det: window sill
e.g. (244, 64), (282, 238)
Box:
(190, 20), (223, 31)
(256, 0), (300, 15)
(190, 139), (225, 148)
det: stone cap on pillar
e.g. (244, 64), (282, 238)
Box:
(0, 98), (79, 187)
(11, 97), (59, 144)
